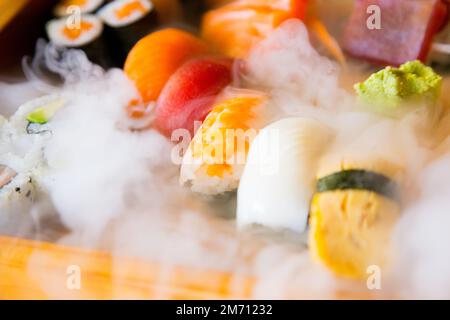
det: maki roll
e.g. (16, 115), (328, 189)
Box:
(98, 0), (159, 65)
(237, 118), (333, 233)
(309, 156), (404, 279)
(46, 14), (113, 69)
(9, 94), (66, 136)
(0, 163), (36, 234)
(53, 0), (105, 17)
(180, 89), (268, 195)
(0, 95), (68, 233)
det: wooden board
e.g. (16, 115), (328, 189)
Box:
(0, 236), (383, 300)
(0, 236), (255, 299)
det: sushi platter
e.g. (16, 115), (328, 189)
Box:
(2, 0), (450, 300)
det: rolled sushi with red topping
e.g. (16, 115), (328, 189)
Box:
(98, 0), (159, 65)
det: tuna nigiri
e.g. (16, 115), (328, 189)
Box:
(343, 0), (449, 66)
(154, 57), (234, 137)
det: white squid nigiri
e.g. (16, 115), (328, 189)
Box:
(237, 117), (333, 232)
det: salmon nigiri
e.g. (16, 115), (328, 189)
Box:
(124, 28), (209, 117)
(180, 89), (268, 195)
(201, 0), (309, 58)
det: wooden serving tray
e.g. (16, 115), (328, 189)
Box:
(0, 236), (255, 299)
(0, 236), (381, 299)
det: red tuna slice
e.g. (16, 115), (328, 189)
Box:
(343, 0), (449, 66)
(154, 57), (234, 138)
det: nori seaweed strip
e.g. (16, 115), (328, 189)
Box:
(316, 169), (399, 200)
(102, 9), (159, 66)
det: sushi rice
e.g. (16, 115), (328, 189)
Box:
(0, 95), (66, 232)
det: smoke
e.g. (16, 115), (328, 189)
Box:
(391, 148), (450, 299)
(0, 81), (43, 118)
(244, 19), (353, 117)
(1, 15), (450, 299)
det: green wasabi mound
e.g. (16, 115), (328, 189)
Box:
(354, 61), (442, 117)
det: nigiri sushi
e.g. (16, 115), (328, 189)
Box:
(154, 57), (234, 137)
(343, 0), (449, 66)
(309, 155), (404, 279)
(237, 117), (333, 233)
(180, 89), (268, 195)
(201, 0), (308, 58)
(124, 28), (208, 116)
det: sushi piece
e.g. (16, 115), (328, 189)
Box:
(9, 95), (66, 136)
(180, 89), (268, 195)
(309, 156), (404, 279)
(343, 0), (449, 66)
(201, 0), (308, 58)
(237, 117), (333, 233)
(0, 163), (36, 234)
(124, 28), (209, 116)
(0, 165), (17, 189)
(98, 0), (159, 65)
(53, 0), (105, 17)
(46, 14), (113, 69)
(154, 57), (234, 137)
(0, 96), (62, 233)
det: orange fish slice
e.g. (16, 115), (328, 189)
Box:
(206, 0), (308, 17)
(233, 0), (308, 18)
(201, 1), (308, 58)
(180, 89), (268, 195)
(124, 28), (209, 117)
